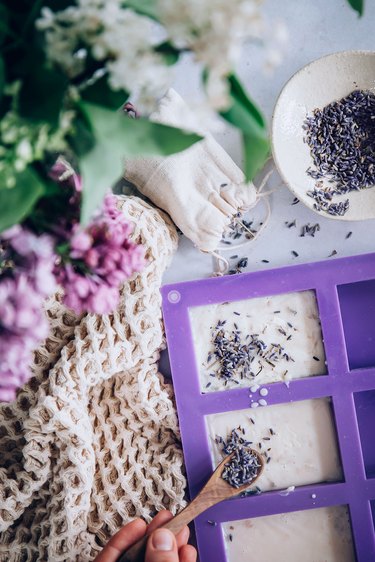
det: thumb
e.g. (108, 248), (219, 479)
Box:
(145, 528), (179, 562)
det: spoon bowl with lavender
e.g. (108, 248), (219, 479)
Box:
(119, 447), (264, 562)
(272, 50), (375, 221)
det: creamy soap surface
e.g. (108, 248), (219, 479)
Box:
(222, 506), (356, 562)
(188, 290), (326, 392)
(206, 398), (342, 492)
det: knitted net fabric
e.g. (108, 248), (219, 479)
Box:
(0, 196), (186, 562)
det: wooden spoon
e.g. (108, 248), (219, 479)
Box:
(118, 448), (264, 562)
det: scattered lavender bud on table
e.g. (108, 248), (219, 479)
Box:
(300, 223), (320, 237)
(237, 257), (248, 269)
(285, 219), (297, 228)
(222, 215), (259, 245)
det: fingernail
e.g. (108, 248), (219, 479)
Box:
(151, 529), (174, 551)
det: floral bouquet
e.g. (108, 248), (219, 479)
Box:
(0, 0), (362, 400)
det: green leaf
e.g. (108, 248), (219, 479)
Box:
(155, 41), (180, 66)
(242, 133), (270, 181)
(226, 74), (266, 129)
(220, 74), (269, 181)
(18, 52), (68, 126)
(0, 3), (10, 45)
(122, 0), (159, 21)
(81, 74), (128, 109)
(79, 102), (203, 224)
(42, 0), (73, 10)
(347, 0), (364, 16)
(21, 0), (44, 35)
(0, 168), (45, 233)
(68, 110), (96, 158)
(0, 56), (5, 101)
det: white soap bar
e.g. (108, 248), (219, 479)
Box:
(223, 505), (355, 562)
(189, 290), (326, 393)
(206, 398), (342, 492)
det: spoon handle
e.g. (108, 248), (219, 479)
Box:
(118, 494), (211, 562)
(116, 534), (151, 562)
(117, 449), (263, 562)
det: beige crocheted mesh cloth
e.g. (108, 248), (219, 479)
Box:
(0, 196), (187, 562)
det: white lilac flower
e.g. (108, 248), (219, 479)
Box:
(16, 139), (33, 162)
(37, 0), (287, 114)
(157, 0), (265, 109)
(37, 1), (173, 111)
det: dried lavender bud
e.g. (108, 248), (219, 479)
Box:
(300, 223), (320, 237)
(304, 89), (375, 217)
(222, 215), (258, 244)
(208, 324), (294, 384)
(221, 445), (261, 488)
(285, 219), (296, 228)
(237, 257), (248, 269)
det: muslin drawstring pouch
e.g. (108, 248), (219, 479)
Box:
(124, 89), (259, 255)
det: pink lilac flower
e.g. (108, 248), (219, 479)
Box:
(49, 158), (82, 192)
(0, 274), (50, 401)
(58, 194), (145, 314)
(0, 184), (145, 399)
(60, 265), (120, 314)
(7, 229), (57, 296)
(1, 226), (57, 308)
(0, 227), (57, 401)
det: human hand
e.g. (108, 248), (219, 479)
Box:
(94, 510), (197, 562)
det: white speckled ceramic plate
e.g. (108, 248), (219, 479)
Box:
(272, 51), (375, 221)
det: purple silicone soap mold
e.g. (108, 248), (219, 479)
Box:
(338, 280), (375, 371)
(161, 253), (375, 562)
(354, 390), (375, 479)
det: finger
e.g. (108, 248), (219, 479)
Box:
(147, 511), (190, 548)
(179, 545), (198, 562)
(94, 519), (147, 562)
(147, 511), (173, 534)
(145, 528), (178, 562)
(176, 525), (190, 548)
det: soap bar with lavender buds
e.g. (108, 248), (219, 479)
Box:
(208, 398), (342, 494)
(189, 290), (325, 393)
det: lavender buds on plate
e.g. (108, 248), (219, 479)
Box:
(304, 89), (375, 217)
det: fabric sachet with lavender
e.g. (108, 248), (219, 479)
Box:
(124, 89), (259, 253)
